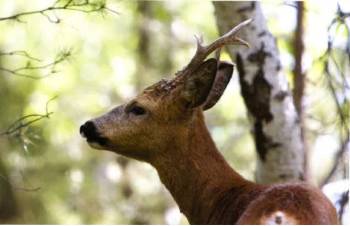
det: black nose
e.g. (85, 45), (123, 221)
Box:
(80, 121), (97, 138)
(80, 121), (108, 145)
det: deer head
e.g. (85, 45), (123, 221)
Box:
(80, 19), (251, 163)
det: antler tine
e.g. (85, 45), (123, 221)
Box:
(194, 34), (204, 46)
(182, 18), (252, 76)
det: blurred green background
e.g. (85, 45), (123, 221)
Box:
(0, 0), (348, 224)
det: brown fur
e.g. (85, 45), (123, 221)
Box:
(83, 60), (338, 224)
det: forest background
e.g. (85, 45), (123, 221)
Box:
(0, 0), (348, 224)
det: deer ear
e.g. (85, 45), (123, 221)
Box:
(203, 61), (234, 110)
(180, 58), (218, 109)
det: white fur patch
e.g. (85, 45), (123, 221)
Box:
(262, 211), (297, 225)
(88, 142), (105, 150)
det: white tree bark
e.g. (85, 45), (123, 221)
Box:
(213, 2), (304, 184)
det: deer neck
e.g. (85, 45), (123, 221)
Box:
(151, 111), (250, 224)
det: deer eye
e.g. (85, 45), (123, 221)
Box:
(128, 106), (146, 116)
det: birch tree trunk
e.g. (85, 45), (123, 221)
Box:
(213, 2), (305, 184)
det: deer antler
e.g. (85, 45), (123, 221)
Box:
(179, 18), (252, 77)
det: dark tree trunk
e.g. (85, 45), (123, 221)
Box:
(0, 157), (18, 222)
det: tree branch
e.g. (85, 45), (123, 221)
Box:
(0, 96), (57, 138)
(0, 50), (71, 79)
(0, 51), (41, 62)
(0, 0), (118, 23)
(338, 190), (349, 224)
(319, 4), (350, 187)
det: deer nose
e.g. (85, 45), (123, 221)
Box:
(80, 121), (98, 139)
(80, 121), (106, 144)
(80, 121), (101, 141)
(80, 121), (108, 146)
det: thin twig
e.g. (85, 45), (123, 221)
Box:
(321, 138), (349, 187)
(0, 51), (41, 62)
(0, 96), (57, 137)
(0, 51), (70, 79)
(318, 4), (350, 187)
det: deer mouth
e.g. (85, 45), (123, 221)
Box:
(86, 140), (107, 150)
(80, 121), (109, 149)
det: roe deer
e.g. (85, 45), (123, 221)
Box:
(80, 20), (338, 224)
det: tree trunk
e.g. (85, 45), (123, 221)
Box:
(0, 157), (18, 222)
(0, 53), (19, 223)
(292, 1), (309, 181)
(213, 2), (305, 184)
